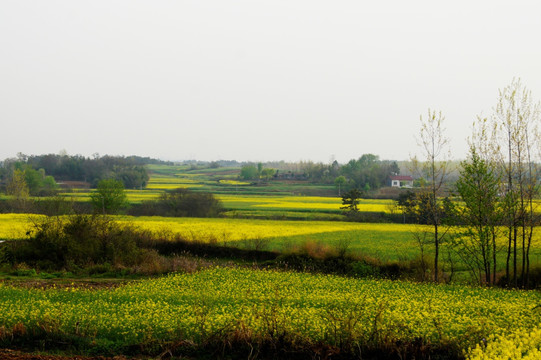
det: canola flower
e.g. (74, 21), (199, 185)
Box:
(218, 180), (251, 185)
(0, 214), (43, 240)
(0, 213), (424, 251)
(0, 268), (539, 357)
(121, 216), (420, 242)
(467, 326), (541, 359)
(145, 183), (203, 190)
(121, 216), (541, 262)
(218, 195), (395, 213)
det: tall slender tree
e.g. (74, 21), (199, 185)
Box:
(455, 145), (502, 285)
(489, 79), (541, 287)
(415, 109), (451, 282)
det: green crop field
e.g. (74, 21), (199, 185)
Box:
(0, 267), (539, 359)
(3, 214), (541, 274)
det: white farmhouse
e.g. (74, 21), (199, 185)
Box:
(389, 175), (414, 188)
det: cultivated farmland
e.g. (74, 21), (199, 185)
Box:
(2, 164), (541, 359)
(0, 268), (539, 359)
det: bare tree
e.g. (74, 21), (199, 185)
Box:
(414, 109), (451, 282)
(492, 78), (540, 287)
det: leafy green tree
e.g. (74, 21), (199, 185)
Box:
(6, 169), (29, 200)
(455, 147), (502, 285)
(90, 179), (127, 214)
(114, 165), (149, 189)
(240, 164), (259, 180)
(260, 168), (276, 181)
(41, 175), (59, 196)
(6, 169), (29, 199)
(23, 167), (45, 195)
(341, 189), (363, 212)
(339, 154), (399, 190)
(397, 190), (417, 223)
(21, 167), (59, 196)
(24, 153), (151, 188)
(334, 176), (346, 196)
(6, 169), (30, 212)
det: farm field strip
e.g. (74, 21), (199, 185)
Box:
(3, 214), (541, 264)
(120, 216), (423, 242)
(222, 209), (344, 221)
(217, 179), (251, 185)
(147, 176), (200, 183)
(218, 195), (394, 213)
(145, 183), (204, 190)
(0, 213), (417, 241)
(0, 267), (539, 359)
(58, 190), (163, 202)
(0, 215), (431, 261)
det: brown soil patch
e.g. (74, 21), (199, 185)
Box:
(0, 278), (131, 290)
(0, 349), (133, 360)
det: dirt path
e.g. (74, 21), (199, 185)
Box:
(0, 278), (131, 290)
(0, 349), (133, 360)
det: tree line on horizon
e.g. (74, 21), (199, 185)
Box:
(0, 153), (164, 194)
(239, 154), (403, 193)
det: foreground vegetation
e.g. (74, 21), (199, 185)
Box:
(1, 267), (540, 359)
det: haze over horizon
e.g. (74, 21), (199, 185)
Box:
(2, 1), (541, 164)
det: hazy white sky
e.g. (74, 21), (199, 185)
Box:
(1, 1), (541, 163)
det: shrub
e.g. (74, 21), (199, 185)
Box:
(129, 188), (223, 217)
(9, 215), (141, 270)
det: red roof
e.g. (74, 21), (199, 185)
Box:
(390, 175), (413, 181)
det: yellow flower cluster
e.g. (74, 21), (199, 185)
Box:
(120, 216), (420, 242)
(468, 326), (541, 359)
(0, 214), (42, 240)
(0, 268), (539, 354)
(145, 183), (203, 190)
(217, 180), (251, 185)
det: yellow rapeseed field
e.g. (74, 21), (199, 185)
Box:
(120, 216), (418, 241)
(218, 194), (395, 213)
(218, 179), (251, 185)
(0, 267), (539, 358)
(0, 214), (41, 240)
(4, 214), (541, 263)
(145, 183), (203, 190)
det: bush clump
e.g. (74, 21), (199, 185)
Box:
(129, 188), (223, 217)
(9, 215), (142, 269)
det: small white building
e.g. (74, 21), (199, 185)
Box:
(390, 175), (414, 188)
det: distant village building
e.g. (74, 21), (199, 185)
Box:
(389, 175), (414, 188)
